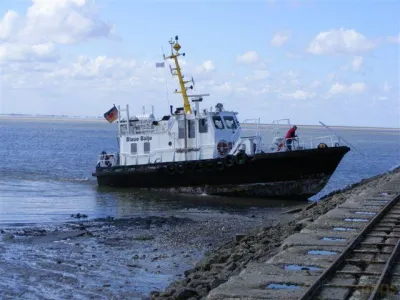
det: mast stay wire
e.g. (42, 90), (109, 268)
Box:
(161, 46), (170, 111)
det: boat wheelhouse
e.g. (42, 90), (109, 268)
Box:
(93, 36), (350, 199)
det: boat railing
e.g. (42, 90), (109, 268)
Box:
(240, 119), (261, 136)
(118, 120), (169, 135)
(262, 134), (340, 152)
(230, 135), (262, 155)
(96, 152), (118, 168)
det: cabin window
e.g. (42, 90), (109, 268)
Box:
(131, 143), (137, 154)
(223, 116), (237, 130)
(188, 120), (195, 138)
(178, 120), (185, 139)
(144, 142), (150, 153)
(234, 115), (240, 127)
(199, 118), (208, 133)
(212, 116), (224, 129)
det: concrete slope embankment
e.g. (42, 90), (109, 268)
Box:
(150, 167), (400, 300)
(207, 169), (400, 300)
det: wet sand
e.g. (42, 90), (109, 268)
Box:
(0, 205), (296, 300)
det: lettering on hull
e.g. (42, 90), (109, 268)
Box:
(175, 147), (200, 153)
(126, 136), (153, 142)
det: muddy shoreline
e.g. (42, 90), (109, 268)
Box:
(1, 168), (399, 300)
(0, 202), (295, 299)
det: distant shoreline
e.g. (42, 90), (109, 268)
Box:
(0, 115), (105, 123)
(0, 115), (398, 131)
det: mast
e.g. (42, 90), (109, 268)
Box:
(164, 36), (194, 114)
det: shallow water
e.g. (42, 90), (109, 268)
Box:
(307, 250), (337, 255)
(267, 283), (302, 290)
(284, 264), (322, 271)
(0, 118), (399, 224)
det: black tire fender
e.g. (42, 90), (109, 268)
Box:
(176, 163), (185, 174)
(215, 158), (225, 171)
(236, 152), (248, 165)
(224, 155), (236, 167)
(167, 164), (175, 174)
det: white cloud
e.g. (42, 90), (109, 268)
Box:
(0, 10), (20, 40)
(271, 32), (290, 47)
(387, 33), (400, 44)
(310, 80), (322, 89)
(195, 60), (215, 73)
(328, 82), (366, 95)
(0, 42), (58, 62)
(283, 90), (316, 100)
(0, 0), (115, 64)
(236, 51), (259, 64)
(282, 70), (300, 87)
(48, 55), (137, 80)
(20, 0), (115, 45)
(212, 82), (234, 95)
(286, 52), (301, 59)
(308, 28), (375, 55)
(326, 73), (338, 83)
(383, 82), (391, 93)
(245, 70), (270, 81)
(351, 56), (364, 71)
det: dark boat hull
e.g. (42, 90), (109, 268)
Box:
(93, 146), (350, 199)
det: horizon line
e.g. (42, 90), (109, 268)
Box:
(0, 113), (399, 130)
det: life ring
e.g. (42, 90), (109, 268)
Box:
(318, 143), (328, 149)
(236, 152), (248, 165)
(215, 159), (225, 171)
(224, 155), (236, 167)
(217, 140), (229, 156)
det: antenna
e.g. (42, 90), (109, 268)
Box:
(319, 121), (366, 157)
(163, 35), (193, 114)
(191, 76), (196, 90)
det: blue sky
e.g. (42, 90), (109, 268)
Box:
(0, 0), (399, 127)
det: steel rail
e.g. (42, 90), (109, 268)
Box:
(298, 194), (400, 300)
(368, 239), (400, 300)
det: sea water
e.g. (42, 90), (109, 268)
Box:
(0, 117), (399, 224)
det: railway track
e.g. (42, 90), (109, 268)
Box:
(207, 172), (400, 300)
(299, 193), (400, 300)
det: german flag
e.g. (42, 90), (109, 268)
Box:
(104, 105), (118, 123)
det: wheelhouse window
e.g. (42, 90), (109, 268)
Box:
(131, 143), (137, 154)
(144, 142), (150, 153)
(212, 116), (224, 129)
(188, 120), (195, 138)
(223, 116), (237, 130)
(199, 118), (208, 133)
(178, 120), (185, 139)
